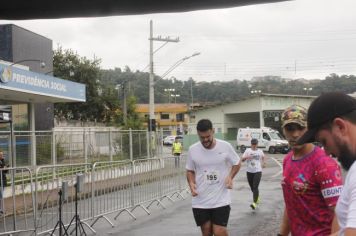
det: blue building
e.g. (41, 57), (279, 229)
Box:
(0, 24), (86, 166)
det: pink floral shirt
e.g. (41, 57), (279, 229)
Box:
(282, 146), (343, 236)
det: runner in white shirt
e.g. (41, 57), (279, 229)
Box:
(186, 119), (241, 236)
(241, 138), (266, 210)
(335, 162), (356, 236)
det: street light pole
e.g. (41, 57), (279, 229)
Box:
(160, 52), (201, 79)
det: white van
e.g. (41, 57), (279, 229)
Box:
(236, 127), (289, 154)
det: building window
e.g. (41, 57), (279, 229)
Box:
(160, 113), (170, 120)
(176, 113), (184, 122)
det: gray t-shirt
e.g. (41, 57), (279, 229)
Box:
(186, 139), (240, 208)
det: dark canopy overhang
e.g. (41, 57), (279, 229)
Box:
(1, 0), (290, 20)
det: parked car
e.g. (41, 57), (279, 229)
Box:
(163, 135), (183, 145)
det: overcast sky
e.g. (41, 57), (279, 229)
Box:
(1, 0), (356, 82)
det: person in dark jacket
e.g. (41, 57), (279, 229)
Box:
(0, 150), (8, 214)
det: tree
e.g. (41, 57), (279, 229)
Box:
(124, 96), (144, 129)
(53, 47), (121, 123)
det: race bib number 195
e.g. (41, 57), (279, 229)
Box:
(206, 171), (219, 185)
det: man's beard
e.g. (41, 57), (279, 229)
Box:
(202, 140), (213, 149)
(336, 139), (356, 171)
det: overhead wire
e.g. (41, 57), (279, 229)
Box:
(133, 28), (356, 80)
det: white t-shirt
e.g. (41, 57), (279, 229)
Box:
(242, 148), (264, 173)
(186, 139), (240, 208)
(336, 161), (356, 235)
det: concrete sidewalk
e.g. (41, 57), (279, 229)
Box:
(91, 156), (284, 236)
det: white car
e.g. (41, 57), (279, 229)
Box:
(163, 135), (176, 145)
(163, 135), (183, 145)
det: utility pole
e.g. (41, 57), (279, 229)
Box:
(123, 82), (127, 126)
(190, 79), (194, 107)
(148, 20), (179, 156)
(115, 83), (127, 126)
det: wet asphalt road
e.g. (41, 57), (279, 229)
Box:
(92, 152), (285, 236)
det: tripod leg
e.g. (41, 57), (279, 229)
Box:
(78, 219), (87, 236)
(66, 215), (76, 233)
(61, 221), (70, 236)
(50, 221), (60, 236)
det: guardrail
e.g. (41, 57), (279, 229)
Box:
(0, 156), (188, 235)
(0, 167), (35, 236)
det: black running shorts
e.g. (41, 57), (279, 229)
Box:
(192, 205), (231, 227)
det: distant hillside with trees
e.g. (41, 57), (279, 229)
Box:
(52, 47), (356, 127)
(100, 67), (356, 104)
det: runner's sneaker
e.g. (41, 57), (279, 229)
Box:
(256, 196), (261, 204)
(250, 202), (257, 210)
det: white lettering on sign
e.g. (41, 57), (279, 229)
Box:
(322, 185), (343, 198)
(50, 82), (67, 92)
(12, 73), (67, 92)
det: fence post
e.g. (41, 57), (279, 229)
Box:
(129, 128), (133, 161)
(29, 103), (35, 167)
(120, 132), (123, 157)
(84, 129), (88, 165)
(138, 131), (142, 158)
(31, 129), (36, 167)
(51, 130), (57, 180)
(109, 128), (113, 161)
(11, 169), (17, 231)
(91, 163), (96, 221)
(160, 128), (164, 157)
(34, 167), (38, 235)
(52, 129), (56, 166)
(9, 126), (16, 167)
(146, 130), (150, 159)
(130, 161), (135, 207)
(159, 159), (163, 197)
(178, 156), (182, 191)
(69, 130), (72, 163)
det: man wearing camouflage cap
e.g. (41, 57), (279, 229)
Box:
(278, 105), (343, 236)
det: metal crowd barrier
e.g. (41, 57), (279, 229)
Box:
(160, 155), (187, 201)
(35, 163), (95, 235)
(91, 160), (134, 228)
(0, 157), (188, 235)
(0, 167), (35, 236)
(128, 158), (164, 214)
